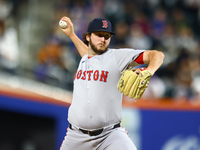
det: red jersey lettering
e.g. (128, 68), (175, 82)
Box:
(77, 70), (82, 79)
(74, 70), (109, 82)
(100, 71), (109, 82)
(93, 70), (99, 81)
(81, 71), (86, 80)
(87, 70), (93, 81)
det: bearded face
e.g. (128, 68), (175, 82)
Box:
(87, 32), (111, 55)
(89, 38), (109, 55)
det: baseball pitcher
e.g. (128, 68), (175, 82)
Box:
(59, 17), (164, 150)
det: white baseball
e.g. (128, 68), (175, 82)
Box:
(59, 20), (67, 28)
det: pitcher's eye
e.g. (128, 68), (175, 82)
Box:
(104, 35), (110, 40)
(96, 33), (102, 37)
(94, 33), (111, 40)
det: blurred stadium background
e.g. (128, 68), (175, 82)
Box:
(0, 0), (200, 149)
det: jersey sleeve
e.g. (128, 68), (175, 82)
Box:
(135, 52), (144, 64)
(113, 48), (146, 71)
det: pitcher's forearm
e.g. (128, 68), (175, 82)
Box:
(144, 50), (165, 75)
(69, 33), (88, 57)
(60, 16), (88, 57)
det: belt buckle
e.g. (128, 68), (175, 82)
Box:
(87, 130), (92, 136)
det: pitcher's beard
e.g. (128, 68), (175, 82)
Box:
(89, 39), (108, 55)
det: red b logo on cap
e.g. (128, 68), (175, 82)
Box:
(102, 20), (108, 28)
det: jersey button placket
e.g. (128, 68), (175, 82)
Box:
(86, 60), (90, 90)
(86, 59), (93, 121)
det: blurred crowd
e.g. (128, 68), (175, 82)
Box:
(0, 0), (200, 101)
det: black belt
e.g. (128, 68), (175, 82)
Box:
(69, 123), (120, 136)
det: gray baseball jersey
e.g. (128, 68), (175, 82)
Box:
(68, 48), (145, 130)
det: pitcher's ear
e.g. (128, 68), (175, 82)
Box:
(86, 34), (90, 42)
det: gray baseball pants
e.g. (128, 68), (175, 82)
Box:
(60, 124), (137, 150)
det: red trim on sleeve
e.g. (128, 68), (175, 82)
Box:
(135, 52), (144, 64)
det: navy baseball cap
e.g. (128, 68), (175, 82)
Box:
(87, 18), (115, 35)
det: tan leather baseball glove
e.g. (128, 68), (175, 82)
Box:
(117, 68), (152, 99)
